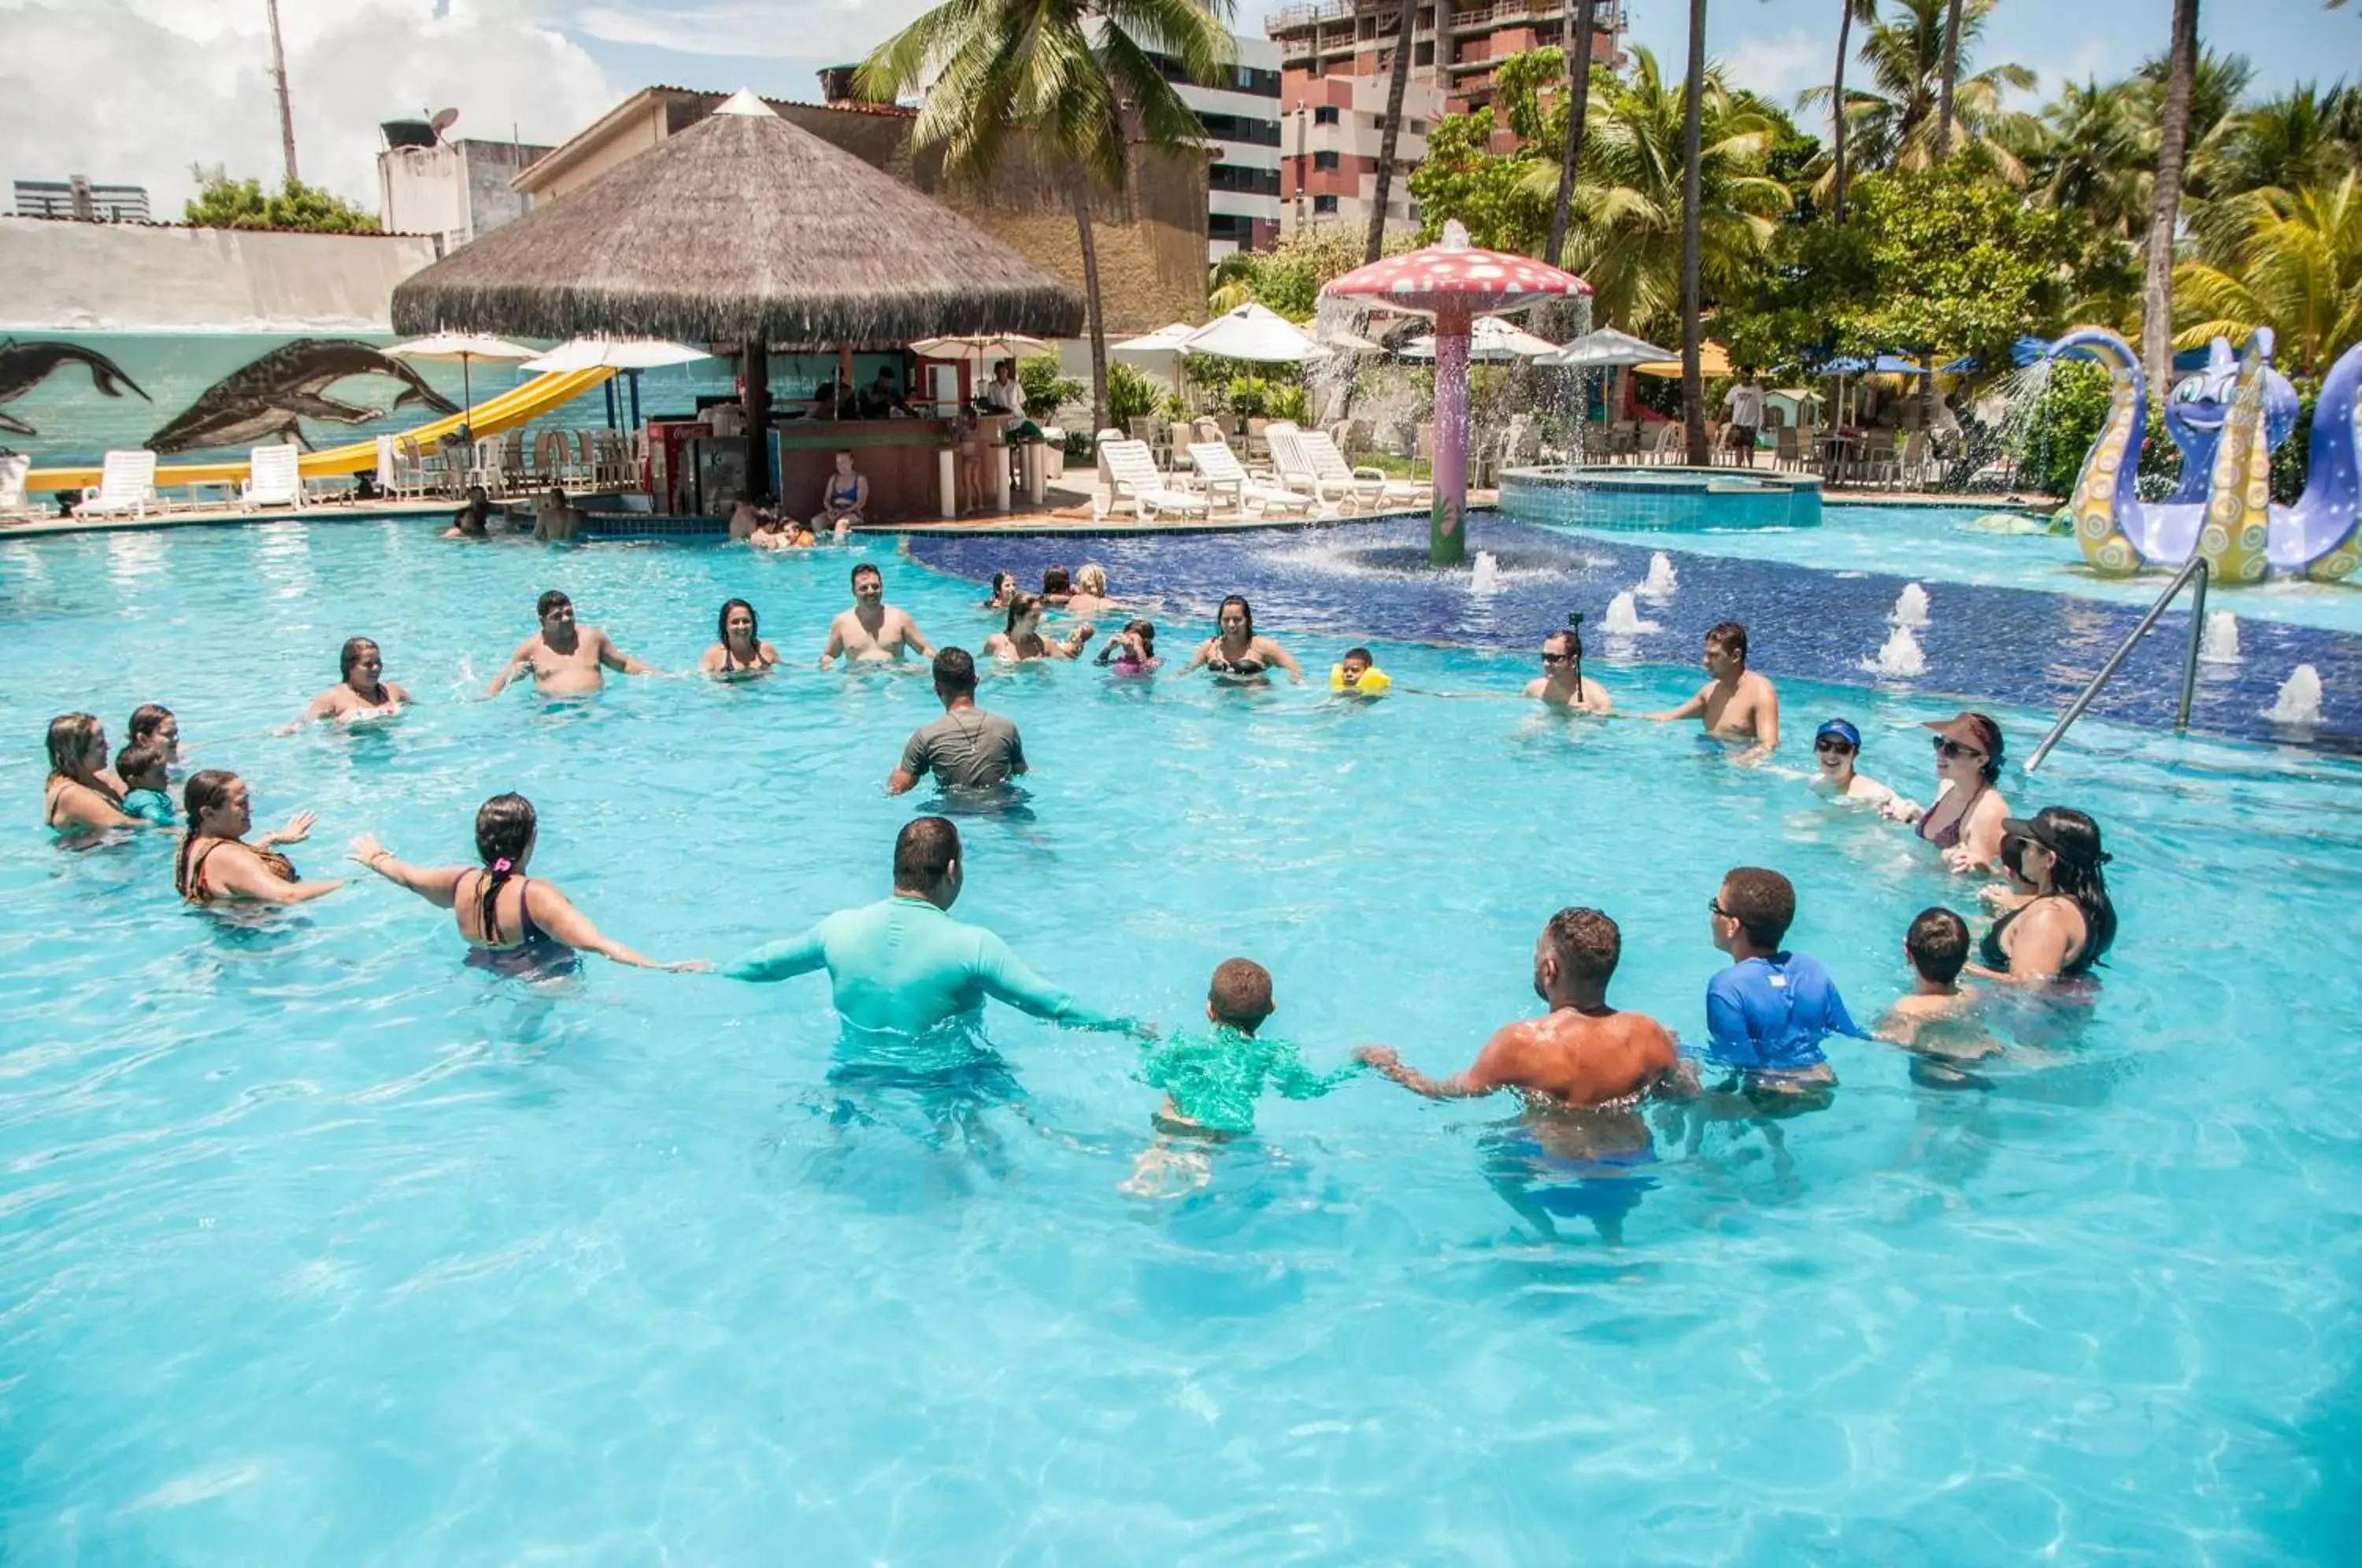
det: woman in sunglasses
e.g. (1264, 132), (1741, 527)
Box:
(1807, 719), (1895, 805)
(1881, 712), (2008, 872)
(1970, 807), (2116, 984)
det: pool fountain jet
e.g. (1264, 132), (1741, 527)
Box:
(1601, 590), (1660, 635)
(2199, 611), (2242, 665)
(1468, 550), (1504, 596)
(1322, 221), (1590, 568)
(1639, 552), (1678, 599)
(1890, 582), (1931, 628)
(2266, 664), (2323, 726)
(1864, 625), (1927, 678)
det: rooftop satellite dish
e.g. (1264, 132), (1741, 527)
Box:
(428, 107), (459, 139)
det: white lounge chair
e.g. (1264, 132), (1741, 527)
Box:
(1188, 442), (1310, 518)
(1, 453), (39, 522)
(1094, 438), (1211, 523)
(72, 449), (161, 519)
(1268, 427), (1427, 515)
(240, 443), (306, 511)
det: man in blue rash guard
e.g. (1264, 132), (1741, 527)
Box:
(1701, 865), (1861, 1104)
(721, 816), (1136, 1048)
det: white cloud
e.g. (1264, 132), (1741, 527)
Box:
(573, 0), (920, 62)
(1718, 30), (1831, 108)
(2031, 37), (2122, 109)
(0, 0), (616, 218)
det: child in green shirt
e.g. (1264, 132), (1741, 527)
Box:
(113, 741), (176, 825)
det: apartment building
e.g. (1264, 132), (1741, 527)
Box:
(1268, 0), (1623, 239)
(1171, 33), (1285, 257)
(13, 177), (150, 224)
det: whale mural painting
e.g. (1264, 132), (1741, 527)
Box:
(148, 338), (458, 453)
(2055, 326), (2362, 582)
(0, 339), (150, 438)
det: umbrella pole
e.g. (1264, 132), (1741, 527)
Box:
(743, 342), (772, 500)
(460, 353), (473, 443)
(630, 372), (642, 431)
(1431, 297), (1473, 567)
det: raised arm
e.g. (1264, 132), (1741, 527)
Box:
(720, 924), (828, 983)
(1261, 637), (1305, 682)
(523, 880), (704, 971)
(1355, 1026), (1523, 1100)
(209, 845), (342, 905)
(1270, 1037), (1361, 1100)
(972, 929), (1132, 1033)
(595, 630), (652, 675)
(349, 834), (467, 908)
(484, 636), (538, 697)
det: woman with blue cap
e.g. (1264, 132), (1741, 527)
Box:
(1809, 719), (1898, 806)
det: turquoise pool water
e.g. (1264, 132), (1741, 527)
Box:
(3, 521), (2359, 1561)
(1552, 502), (2362, 635)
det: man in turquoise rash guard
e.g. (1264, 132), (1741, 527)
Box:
(721, 816), (1135, 1049)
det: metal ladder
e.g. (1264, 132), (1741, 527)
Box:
(2024, 555), (2211, 775)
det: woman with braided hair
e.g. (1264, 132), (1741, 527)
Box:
(349, 793), (705, 976)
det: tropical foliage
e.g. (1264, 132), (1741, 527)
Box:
(2175, 172), (2362, 376)
(183, 168), (379, 233)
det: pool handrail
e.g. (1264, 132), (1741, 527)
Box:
(2024, 553), (2211, 773)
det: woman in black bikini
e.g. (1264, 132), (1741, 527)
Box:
(43, 712), (146, 834)
(174, 770), (340, 905)
(350, 793), (705, 974)
(981, 593), (1094, 661)
(698, 598), (779, 677)
(1180, 594), (1304, 684)
(1969, 807), (2116, 985)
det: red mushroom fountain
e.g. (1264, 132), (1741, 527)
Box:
(1322, 221), (1591, 566)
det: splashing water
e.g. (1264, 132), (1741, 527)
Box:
(1862, 624), (1927, 677)
(2199, 611), (2242, 664)
(1890, 582), (1931, 627)
(1638, 552), (1678, 599)
(1468, 550), (1503, 596)
(1601, 591), (1660, 634)
(2265, 664), (2323, 726)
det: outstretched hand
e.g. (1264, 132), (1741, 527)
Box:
(348, 833), (389, 867)
(268, 811), (317, 846)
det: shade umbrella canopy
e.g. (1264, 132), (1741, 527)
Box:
(1111, 323), (1199, 355)
(390, 91), (1083, 345)
(521, 336), (713, 373)
(388, 333), (542, 435)
(1538, 327), (1675, 368)
(1310, 326), (1386, 354)
(1400, 316), (1560, 361)
(912, 333), (1052, 361)
(1182, 302), (1320, 364)
(1635, 341), (1733, 378)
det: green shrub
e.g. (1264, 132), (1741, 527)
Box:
(1104, 362), (1162, 430)
(1016, 353), (1084, 422)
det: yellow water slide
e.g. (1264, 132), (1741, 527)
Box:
(25, 368), (617, 493)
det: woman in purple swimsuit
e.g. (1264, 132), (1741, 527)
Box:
(1881, 712), (2009, 872)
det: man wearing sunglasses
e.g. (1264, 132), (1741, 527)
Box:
(1523, 627), (1612, 713)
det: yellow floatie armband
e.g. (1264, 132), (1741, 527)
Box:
(1330, 664), (1391, 693)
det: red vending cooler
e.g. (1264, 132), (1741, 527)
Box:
(648, 420), (709, 515)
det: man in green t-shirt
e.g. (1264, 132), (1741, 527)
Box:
(1120, 958), (1357, 1196)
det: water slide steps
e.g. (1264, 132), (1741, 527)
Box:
(25, 368), (617, 492)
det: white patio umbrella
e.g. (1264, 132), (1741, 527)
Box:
(1535, 327), (1675, 368)
(1111, 322), (1198, 355)
(387, 332), (539, 435)
(910, 333), (1050, 362)
(522, 337), (713, 430)
(1181, 302), (1320, 364)
(1400, 316), (1560, 361)
(1310, 324), (1386, 354)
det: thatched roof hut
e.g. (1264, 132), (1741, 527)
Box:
(390, 91), (1084, 346)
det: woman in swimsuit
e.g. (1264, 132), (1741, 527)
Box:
(813, 452), (868, 540)
(43, 713), (146, 834)
(174, 769), (340, 905)
(698, 598), (780, 677)
(443, 485), (495, 538)
(350, 793), (705, 974)
(1880, 712), (2008, 872)
(1180, 595), (1304, 684)
(101, 702), (180, 793)
(978, 571), (1017, 610)
(1970, 807), (2116, 985)
(1064, 563), (1120, 618)
(982, 594), (1094, 661)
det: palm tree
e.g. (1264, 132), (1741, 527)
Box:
(860, 0), (1234, 434)
(1523, 50), (1788, 340)
(2032, 77), (2153, 239)
(1367, 0), (1420, 263)
(1936, 0), (1965, 155)
(1827, 0), (1879, 222)
(1545, 0), (1601, 264)
(2176, 172), (2362, 378)
(1679, 0), (1710, 465)
(2201, 81), (2360, 200)
(1801, 0), (2035, 195)
(2143, 0), (2201, 409)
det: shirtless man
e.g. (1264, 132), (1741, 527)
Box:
(1523, 625), (1612, 713)
(1358, 908), (1684, 1108)
(533, 486), (583, 542)
(302, 637), (412, 723)
(487, 590), (652, 696)
(1646, 620), (1779, 759)
(819, 563), (935, 668)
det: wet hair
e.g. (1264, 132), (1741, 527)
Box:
(472, 793), (539, 945)
(1905, 907), (1971, 984)
(113, 741), (168, 791)
(1718, 867), (1795, 949)
(1005, 592), (1043, 634)
(1076, 563), (1108, 596)
(46, 712), (119, 801)
(1705, 621), (1749, 664)
(851, 562), (882, 588)
(339, 637), (380, 682)
(1099, 619), (1156, 664)
(536, 590), (571, 620)
(1343, 646), (1373, 665)
(718, 597), (759, 644)
(1542, 907), (1621, 986)
(1217, 594), (1253, 635)
(933, 645), (979, 696)
(1042, 565), (1072, 596)
(1209, 957), (1275, 1031)
(1546, 619), (1586, 695)
(988, 571), (1014, 600)
(128, 703), (174, 749)
(2025, 806), (2116, 966)
(894, 815), (961, 889)
(174, 770), (241, 897)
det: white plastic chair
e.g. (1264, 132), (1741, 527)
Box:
(239, 443), (305, 511)
(1269, 427), (1426, 514)
(72, 449), (161, 518)
(1, 453), (37, 521)
(1094, 438), (1211, 523)
(1189, 442), (1310, 518)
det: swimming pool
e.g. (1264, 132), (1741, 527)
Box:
(3, 518), (2359, 1562)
